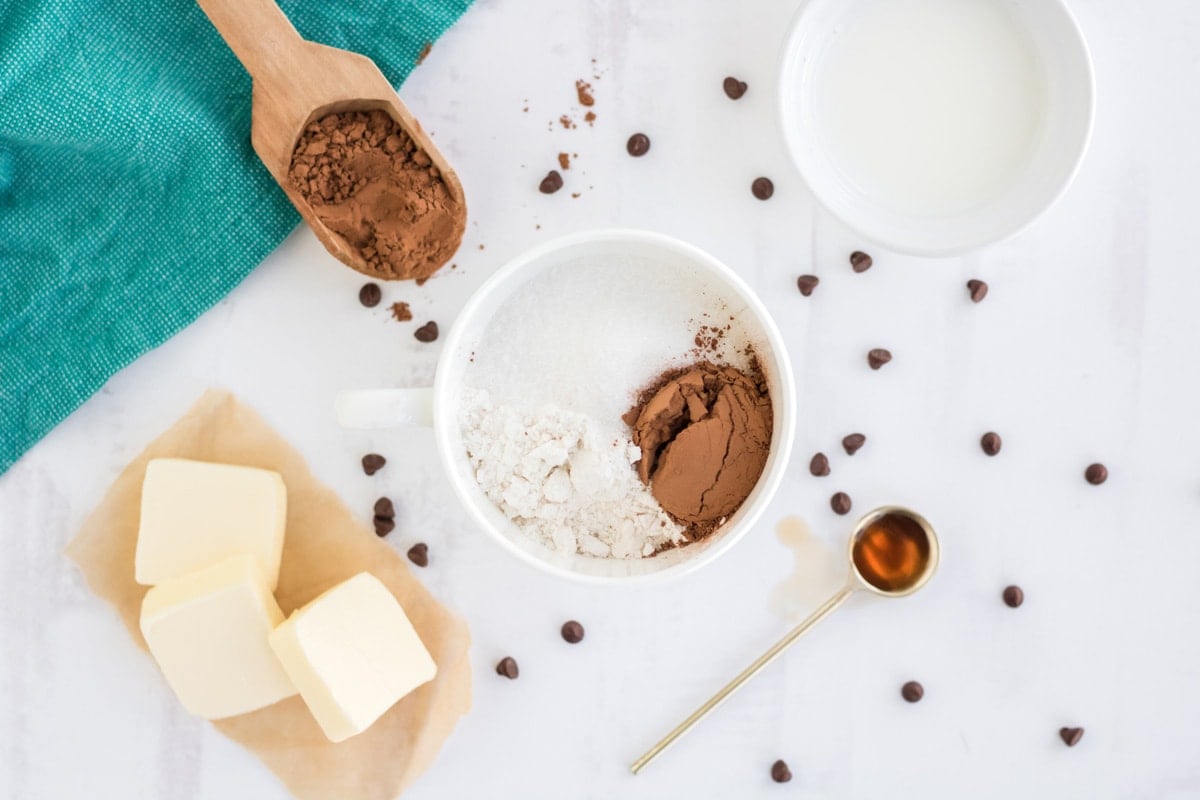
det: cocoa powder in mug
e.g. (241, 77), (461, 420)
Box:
(288, 109), (464, 281)
(623, 361), (773, 541)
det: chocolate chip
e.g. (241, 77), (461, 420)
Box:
(850, 251), (873, 273)
(539, 170), (563, 194)
(770, 760), (792, 783)
(723, 76), (748, 100)
(842, 433), (866, 456)
(496, 656), (519, 679)
(809, 452), (830, 477)
(901, 681), (924, 703)
(1085, 463), (1108, 485)
(407, 542), (429, 567)
(1002, 585), (1024, 608)
(361, 453), (386, 475)
(358, 282), (382, 308)
(830, 491), (851, 515)
(414, 321), (439, 342)
(867, 348), (892, 370)
(1059, 727), (1084, 747)
(981, 432), (1002, 456)
(796, 275), (819, 296)
(751, 177), (774, 200)
(372, 500), (396, 534)
(967, 279), (989, 303)
(626, 133), (651, 157)
(560, 620), (585, 644)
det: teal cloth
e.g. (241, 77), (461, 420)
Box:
(0, 0), (472, 474)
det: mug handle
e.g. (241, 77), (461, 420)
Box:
(335, 388), (434, 429)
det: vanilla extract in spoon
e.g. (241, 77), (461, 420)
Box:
(632, 506), (939, 774)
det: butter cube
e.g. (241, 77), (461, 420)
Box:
(140, 555), (297, 719)
(269, 573), (437, 742)
(136, 458), (287, 588)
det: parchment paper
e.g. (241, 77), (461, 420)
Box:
(65, 390), (472, 800)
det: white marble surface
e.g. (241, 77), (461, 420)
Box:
(4, 0), (1200, 797)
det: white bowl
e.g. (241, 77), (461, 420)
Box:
(779, 0), (1095, 257)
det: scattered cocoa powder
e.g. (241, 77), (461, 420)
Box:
(288, 109), (465, 281)
(575, 80), (595, 106)
(691, 324), (729, 356)
(390, 301), (413, 322)
(554, 75), (599, 130)
(624, 361), (772, 542)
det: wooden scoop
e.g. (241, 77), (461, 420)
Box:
(197, 0), (466, 278)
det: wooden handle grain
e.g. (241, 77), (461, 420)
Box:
(196, 0), (305, 90)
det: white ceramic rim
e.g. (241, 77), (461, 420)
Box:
(430, 228), (797, 585)
(777, 0), (1097, 258)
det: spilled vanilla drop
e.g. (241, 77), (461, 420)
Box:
(767, 516), (844, 621)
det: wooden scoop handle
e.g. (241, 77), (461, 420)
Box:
(196, 0), (305, 91)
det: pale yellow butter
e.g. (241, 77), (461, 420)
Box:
(139, 555), (298, 720)
(269, 572), (437, 742)
(135, 458), (287, 588)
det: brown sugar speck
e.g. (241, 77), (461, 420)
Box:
(584, 111), (596, 125)
(558, 152), (571, 170)
(559, 115), (576, 130)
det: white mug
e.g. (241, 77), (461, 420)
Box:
(337, 229), (796, 584)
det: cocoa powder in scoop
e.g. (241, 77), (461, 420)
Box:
(624, 361), (772, 541)
(288, 109), (464, 281)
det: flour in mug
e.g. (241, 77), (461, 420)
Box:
(459, 388), (684, 559)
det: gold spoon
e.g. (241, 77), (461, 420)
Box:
(631, 505), (940, 774)
(196, 0), (466, 278)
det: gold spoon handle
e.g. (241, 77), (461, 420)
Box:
(631, 585), (855, 775)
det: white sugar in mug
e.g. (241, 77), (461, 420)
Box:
(336, 229), (796, 584)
